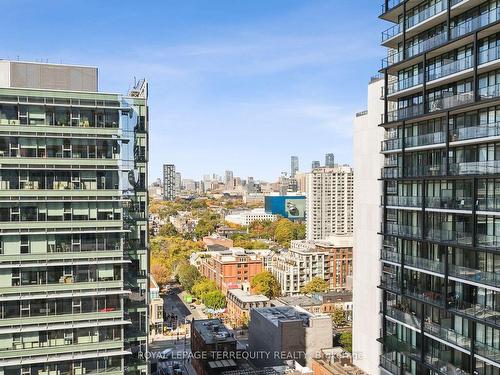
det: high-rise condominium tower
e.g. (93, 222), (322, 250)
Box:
(379, 1), (500, 374)
(306, 166), (353, 240)
(163, 164), (175, 201)
(291, 155), (299, 178)
(312, 160), (321, 170)
(325, 153), (335, 168)
(0, 61), (149, 374)
(225, 170), (234, 184)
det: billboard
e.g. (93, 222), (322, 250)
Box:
(265, 195), (306, 220)
(284, 198), (306, 219)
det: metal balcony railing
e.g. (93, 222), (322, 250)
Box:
(424, 321), (472, 350)
(449, 122), (500, 142)
(449, 264), (500, 289)
(425, 196), (473, 210)
(381, 138), (403, 151)
(387, 103), (424, 122)
(425, 228), (473, 246)
(427, 91), (474, 112)
(387, 73), (423, 95)
(451, 7), (500, 39)
(405, 131), (446, 147)
(405, 254), (445, 274)
(406, 0), (447, 29)
(382, 23), (402, 43)
(427, 55), (473, 82)
(385, 195), (422, 207)
(449, 160), (500, 176)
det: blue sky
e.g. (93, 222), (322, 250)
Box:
(3, 0), (385, 181)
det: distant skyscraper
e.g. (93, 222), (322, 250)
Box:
(225, 170), (234, 184)
(291, 156), (299, 178)
(163, 164), (176, 200)
(325, 153), (335, 167)
(175, 172), (182, 195)
(312, 160), (321, 169)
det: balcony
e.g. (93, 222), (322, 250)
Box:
(424, 321), (471, 350)
(407, 32), (449, 59)
(404, 131), (446, 148)
(381, 0), (403, 16)
(386, 223), (422, 238)
(382, 23), (402, 43)
(477, 234), (500, 249)
(382, 138), (403, 151)
(405, 164), (446, 177)
(479, 83), (500, 100)
(387, 103), (424, 122)
(387, 74), (423, 95)
(405, 286), (445, 306)
(424, 353), (470, 375)
(449, 300), (500, 328)
(427, 55), (473, 82)
(408, 1), (447, 30)
(477, 196), (500, 212)
(475, 341), (500, 364)
(382, 167), (401, 179)
(428, 91), (475, 112)
(386, 304), (421, 330)
(449, 264), (500, 289)
(449, 160), (500, 175)
(382, 333), (421, 359)
(450, 7), (500, 40)
(479, 45), (500, 66)
(380, 275), (402, 293)
(425, 196), (473, 210)
(405, 254), (445, 274)
(385, 195), (422, 207)
(425, 228), (473, 246)
(449, 122), (500, 143)
(381, 248), (401, 263)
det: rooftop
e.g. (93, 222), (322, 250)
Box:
(228, 289), (269, 303)
(254, 306), (315, 327)
(277, 295), (322, 308)
(192, 319), (236, 345)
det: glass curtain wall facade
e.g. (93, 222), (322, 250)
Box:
(380, 1), (500, 375)
(0, 82), (149, 375)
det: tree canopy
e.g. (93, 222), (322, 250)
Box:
(250, 271), (281, 298)
(202, 290), (227, 310)
(300, 277), (329, 294)
(339, 331), (352, 353)
(191, 278), (217, 300)
(176, 263), (201, 292)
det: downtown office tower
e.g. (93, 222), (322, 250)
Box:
(0, 61), (149, 375)
(379, 0), (500, 374)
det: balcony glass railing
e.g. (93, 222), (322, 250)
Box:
(386, 195), (422, 207)
(385, 157), (399, 167)
(425, 196), (473, 210)
(406, 1), (447, 29)
(451, 7), (500, 40)
(477, 196), (500, 212)
(475, 341), (500, 364)
(386, 304), (421, 330)
(448, 300), (500, 328)
(380, 354), (403, 375)
(425, 228), (473, 245)
(405, 164), (446, 177)
(381, 248), (401, 263)
(387, 103), (424, 122)
(424, 321), (472, 350)
(382, 138), (403, 151)
(449, 264), (500, 289)
(479, 45), (500, 65)
(407, 32), (448, 59)
(477, 233), (500, 248)
(428, 91), (475, 112)
(382, 23), (402, 43)
(405, 131), (446, 147)
(405, 254), (445, 274)
(428, 55), (474, 82)
(383, 334), (421, 359)
(479, 83), (500, 100)
(424, 354), (470, 375)
(388, 74), (423, 95)
(381, 0), (403, 15)
(386, 223), (422, 238)
(449, 122), (500, 142)
(449, 160), (500, 175)
(382, 167), (401, 178)
(405, 286), (445, 306)
(380, 275), (402, 293)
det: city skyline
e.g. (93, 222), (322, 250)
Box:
(2, 0), (383, 181)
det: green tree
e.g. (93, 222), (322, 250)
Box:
(193, 212), (221, 239)
(158, 222), (179, 237)
(251, 271), (281, 298)
(339, 331), (352, 353)
(331, 307), (348, 327)
(177, 263), (201, 292)
(202, 290), (226, 309)
(191, 278), (217, 300)
(300, 277), (329, 294)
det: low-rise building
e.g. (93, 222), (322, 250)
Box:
(149, 275), (164, 336)
(311, 348), (366, 375)
(275, 295), (323, 314)
(313, 291), (353, 319)
(226, 289), (270, 328)
(225, 208), (277, 226)
(248, 306), (332, 368)
(203, 234), (234, 250)
(197, 248), (264, 291)
(191, 319), (238, 375)
(269, 236), (352, 296)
